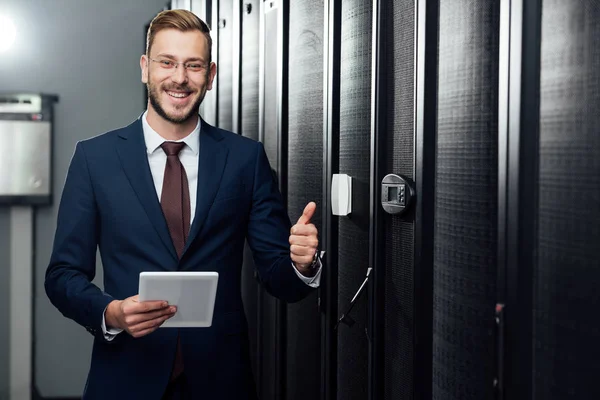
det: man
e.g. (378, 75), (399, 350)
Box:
(45, 9), (321, 400)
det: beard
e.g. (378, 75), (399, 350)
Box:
(146, 74), (206, 124)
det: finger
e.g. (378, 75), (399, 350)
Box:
(130, 324), (160, 338)
(296, 202), (316, 225)
(290, 244), (317, 257)
(129, 313), (174, 337)
(126, 299), (170, 314)
(131, 327), (156, 338)
(290, 223), (317, 237)
(289, 235), (318, 248)
(130, 313), (172, 333)
(124, 306), (176, 326)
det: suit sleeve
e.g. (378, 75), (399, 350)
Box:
(45, 142), (115, 341)
(246, 142), (314, 303)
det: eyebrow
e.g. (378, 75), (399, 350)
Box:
(155, 53), (207, 63)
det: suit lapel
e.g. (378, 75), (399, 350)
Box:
(183, 120), (228, 256)
(115, 118), (178, 262)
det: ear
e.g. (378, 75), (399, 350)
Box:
(206, 62), (217, 91)
(140, 54), (149, 84)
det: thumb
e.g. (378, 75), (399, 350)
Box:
(296, 202), (317, 225)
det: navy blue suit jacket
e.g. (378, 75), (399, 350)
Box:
(45, 116), (313, 399)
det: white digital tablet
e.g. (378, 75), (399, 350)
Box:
(138, 271), (219, 328)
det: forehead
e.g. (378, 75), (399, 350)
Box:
(151, 28), (209, 59)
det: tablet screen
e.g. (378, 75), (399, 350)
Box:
(138, 271), (219, 328)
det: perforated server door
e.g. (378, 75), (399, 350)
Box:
(337, 1), (372, 399)
(376, 0), (419, 398)
(434, 2), (500, 399)
(532, 1), (600, 398)
(285, 1), (324, 399)
(500, 2), (600, 399)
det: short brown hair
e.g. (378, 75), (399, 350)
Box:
(146, 9), (212, 60)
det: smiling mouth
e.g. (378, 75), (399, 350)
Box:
(166, 90), (192, 99)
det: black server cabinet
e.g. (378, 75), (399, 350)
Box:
(336, 1), (372, 399)
(286, 1), (325, 400)
(500, 1), (600, 399)
(532, 1), (600, 397)
(372, 0), (423, 398)
(433, 1), (500, 399)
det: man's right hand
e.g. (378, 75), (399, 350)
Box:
(105, 295), (176, 338)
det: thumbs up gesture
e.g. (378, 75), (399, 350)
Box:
(289, 202), (319, 275)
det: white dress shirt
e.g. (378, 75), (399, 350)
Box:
(102, 112), (321, 338)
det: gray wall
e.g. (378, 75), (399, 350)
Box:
(0, 0), (169, 397)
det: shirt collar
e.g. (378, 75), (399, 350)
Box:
(141, 110), (200, 155)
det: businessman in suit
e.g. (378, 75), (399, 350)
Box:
(45, 9), (321, 400)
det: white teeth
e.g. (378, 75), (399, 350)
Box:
(167, 91), (189, 98)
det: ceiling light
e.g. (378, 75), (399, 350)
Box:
(0, 15), (17, 53)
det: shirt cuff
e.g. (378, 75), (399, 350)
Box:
(102, 305), (123, 341)
(292, 251), (324, 288)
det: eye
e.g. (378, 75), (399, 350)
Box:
(186, 63), (204, 72)
(159, 60), (174, 68)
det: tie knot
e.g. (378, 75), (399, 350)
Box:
(161, 141), (186, 156)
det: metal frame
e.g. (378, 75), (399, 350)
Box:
(368, 0), (384, 398)
(190, 0), (208, 17)
(191, 0), (209, 119)
(276, 0), (288, 194)
(368, 1), (439, 398)
(258, 1), (288, 397)
(206, 0), (212, 22)
(497, 0), (510, 319)
(275, 1), (289, 398)
(501, 0), (542, 398)
(413, 0), (438, 398)
(496, 0), (510, 396)
(231, 0), (242, 134)
(201, 0), (219, 126)
(321, 0), (341, 399)
(256, 3), (265, 395)
(258, 0), (265, 143)
(214, 0), (221, 123)
(494, 0), (511, 399)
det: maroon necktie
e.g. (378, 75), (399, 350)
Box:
(160, 141), (189, 381)
(160, 142), (190, 258)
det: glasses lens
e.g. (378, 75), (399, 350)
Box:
(185, 63), (205, 72)
(156, 59), (175, 69)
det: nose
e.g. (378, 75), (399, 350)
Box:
(170, 64), (188, 85)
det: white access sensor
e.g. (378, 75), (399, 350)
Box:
(331, 173), (352, 216)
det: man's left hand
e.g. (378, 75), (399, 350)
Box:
(290, 202), (319, 276)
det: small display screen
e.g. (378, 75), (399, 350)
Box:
(388, 186), (398, 203)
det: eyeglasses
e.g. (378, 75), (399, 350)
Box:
(148, 57), (209, 73)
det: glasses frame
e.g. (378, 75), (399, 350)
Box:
(147, 56), (210, 73)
